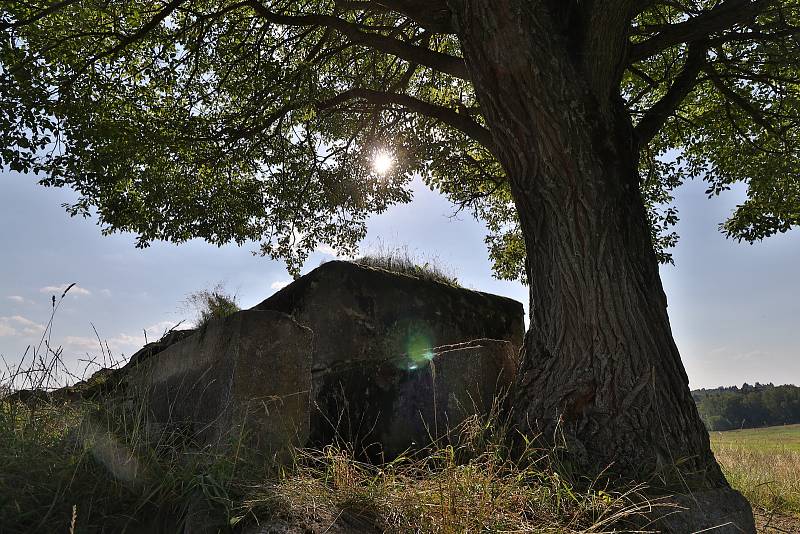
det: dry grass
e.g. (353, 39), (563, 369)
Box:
(235, 437), (662, 533)
(0, 286), (680, 532)
(711, 425), (800, 534)
(185, 283), (240, 329)
(352, 243), (460, 287)
(712, 440), (800, 516)
(0, 393), (667, 533)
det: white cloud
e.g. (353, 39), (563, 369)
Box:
(315, 244), (339, 257)
(6, 295), (27, 304)
(63, 335), (102, 351)
(703, 346), (767, 362)
(64, 320), (185, 355)
(731, 349), (768, 362)
(0, 315), (46, 337)
(0, 323), (16, 337)
(64, 332), (145, 356)
(143, 320), (183, 341)
(314, 244), (354, 260)
(271, 280), (292, 290)
(39, 284), (91, 296)
(9, 315), (42, 329)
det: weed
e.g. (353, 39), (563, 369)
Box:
(351, 243), (460, 287)
(185, 284), (241, 329)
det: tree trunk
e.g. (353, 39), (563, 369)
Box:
(451, 2), (755, 529)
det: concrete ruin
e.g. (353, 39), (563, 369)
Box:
(311, 338), (518, 458)
(253, 260), (524, 369)
(127, 310), (312, 461)
(124, 261), (525, 459)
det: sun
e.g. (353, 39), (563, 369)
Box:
(372, 150), (394, 175)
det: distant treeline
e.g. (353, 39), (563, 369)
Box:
(692, 383), (800, 431)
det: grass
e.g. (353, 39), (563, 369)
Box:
(711, 425), (800, 517)
(0, 289), (660, 532)
(3, 285), (773, 532)
(0, 392), (664, 533)
(185, 284), (240, 329)
(236, 429), (661, 533)
(6, 346), (767, 534)
(351, 243), (461, 287)
(0, 397), (247, 533)
(711, 424), (800, 453)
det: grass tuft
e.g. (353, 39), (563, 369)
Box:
(351, 244), (460, 287)
(185, 284), (241, 329)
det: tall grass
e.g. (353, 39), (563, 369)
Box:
(0, 284), (238, 532)
(1, 284), (125, 396)
(0, 284), (673, 532)
(237, 437), (661, 533)
(713, 443), (800, 516)
(0, 395), (250, 533)
(0, 386), (664, 532)
(352, 243), (460, 287)
(185, 284), (240, 329)
(0, 399), (665, 533)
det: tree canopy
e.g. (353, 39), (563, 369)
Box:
(2, 0), (799, 276)
(693, 383), (800, 430)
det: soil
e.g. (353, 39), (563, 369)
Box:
(755, 510), (800, 533)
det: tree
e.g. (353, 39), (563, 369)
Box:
(695, 383), (800, 429)
(4, 0), (799, 525)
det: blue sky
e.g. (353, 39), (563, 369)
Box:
(1, 169), (798, 389)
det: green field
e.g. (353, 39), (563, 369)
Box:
(711, 424), (800, 518)
(711, 423), (800, 452)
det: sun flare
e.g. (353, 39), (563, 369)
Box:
(372, 150), (394, 175)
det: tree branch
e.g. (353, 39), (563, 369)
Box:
(318, 88), (495, 153)
(0, 0), (82, 31)
(705, 65), (779, 135)
(67, 0), (186, 82)
(634, 41), (708, 145)
(247, 0), (467, 79)
(579, 1), (640, 101)
(373, 1), (454, 34)
(630, 0), (773, 62)
(334, 1), (386, 12)
(333, 0), (453, 33)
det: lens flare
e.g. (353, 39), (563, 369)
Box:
(372, 150), (394, 175)
(406, 332), (434, 370)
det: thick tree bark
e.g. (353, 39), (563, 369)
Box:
(451, 0), (728, 490)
